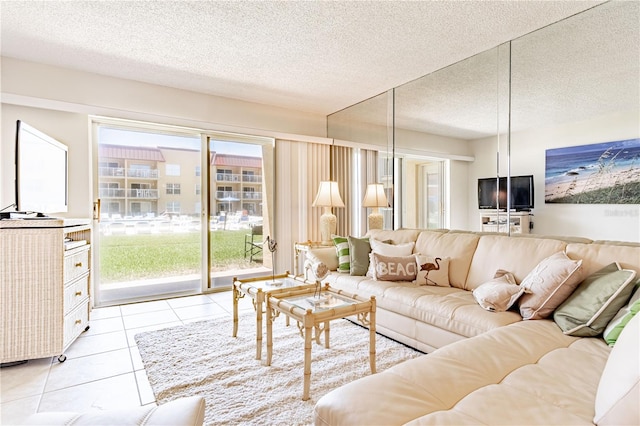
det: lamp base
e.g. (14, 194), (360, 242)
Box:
(368, 212), (384, 230)
(320, 210), (337, 245)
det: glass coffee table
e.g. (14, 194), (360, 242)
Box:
(232, 272), (316, 360)
(265, 283), (376, 400)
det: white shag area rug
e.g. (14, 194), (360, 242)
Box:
(135, 314), (423, 425)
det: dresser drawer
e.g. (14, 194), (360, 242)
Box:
(64, 273), (89, 314)
(64, 301), (89, 348)
(64, 246), (90, 283)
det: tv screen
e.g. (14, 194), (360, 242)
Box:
(478, 175), (534, 211)
(15, 121), (68, 214)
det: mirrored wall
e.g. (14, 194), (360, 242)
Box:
(328, 0), (639, 241)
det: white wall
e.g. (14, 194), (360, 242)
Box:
(469, 110), (640, 242)
(1, 57), (328, 217)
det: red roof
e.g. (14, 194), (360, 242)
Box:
(211, 153), (261, 168)
(99, 144), (165, 161)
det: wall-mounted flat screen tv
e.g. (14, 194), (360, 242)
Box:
(478, 175), (534, 211)
(15, 120), (68, 214)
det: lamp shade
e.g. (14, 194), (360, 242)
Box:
(312, 181), (345, 208)
(362, 184), (388, 208)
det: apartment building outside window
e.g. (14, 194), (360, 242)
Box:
(166, 183), (181, 195)
(166, 164), (180, 176)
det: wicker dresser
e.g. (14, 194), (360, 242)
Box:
(1, 218), (92, 363)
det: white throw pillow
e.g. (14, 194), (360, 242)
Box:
(414, 255), (450, 287)
(473, 271), (526, 312)
(593, 312), (640, 425)
(518, 251), (583, 320)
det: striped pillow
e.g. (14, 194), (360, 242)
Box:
(332, 236), (350, 273)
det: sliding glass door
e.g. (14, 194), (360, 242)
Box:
(93, 123), (203, 306)
(207, 135), (275, 289)
(92, 119), (276, 306)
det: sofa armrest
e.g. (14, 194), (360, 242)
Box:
(23, 396), (205, 426)
(307, 246), (339, 271)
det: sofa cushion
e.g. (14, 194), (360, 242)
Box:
(466, 235), (567, 291)
(414, 231), (479, 289)
(366, 228), (422, 244)
(594, 312), (640, 426)
(604, 286), (640, 346)
(371, 253), (418, 281)
(348, 236), (370, 276)
(518, 251), (583, 320)
(314, 320), (610, 426)
(414, 255), (450, 287)
(566, 242), (640, 277)
(324, 272), (521, 338)
(554, 262), (637, 336)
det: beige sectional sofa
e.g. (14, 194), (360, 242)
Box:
(307, 229), (640, 425)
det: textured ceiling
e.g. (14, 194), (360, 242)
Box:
(331, 0), (640, 140)
(0, 0), (606, 118)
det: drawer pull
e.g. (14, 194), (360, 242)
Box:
(75, 262), (83, 268)
(75, 319), (82, 325)
(75, 291), (82, 296)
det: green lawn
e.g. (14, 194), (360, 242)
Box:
(99, 230), (262, 283)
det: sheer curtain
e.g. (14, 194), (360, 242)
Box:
(331, 145), (353, 238)
(275, 139), (330, 272)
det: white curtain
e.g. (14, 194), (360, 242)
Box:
(275, 139), (330, 273)
(330, 145), (353, 238)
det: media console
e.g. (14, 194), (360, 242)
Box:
(1, 218), (92, 364)
(480, 211), (531, 234)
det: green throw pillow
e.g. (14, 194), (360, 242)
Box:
(553, 262), (637, 337)
(348, 236), (371, 276)
(332, 236), (350, 273)
(604, 286), (640, 346)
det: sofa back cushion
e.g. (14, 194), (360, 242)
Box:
(566, 242), (640, 277)
(414, 231), (479, 289)
(465, 235), (567, 291)
(593, 312), (640, 425)
(366, 228), (422, 244)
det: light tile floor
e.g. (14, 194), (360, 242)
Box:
(1, 291), (254, 425)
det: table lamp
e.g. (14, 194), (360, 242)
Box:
(362, 183), (388, 230)
(312, 181), (345, 245)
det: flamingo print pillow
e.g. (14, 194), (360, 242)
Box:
(415, 254), (450, 287)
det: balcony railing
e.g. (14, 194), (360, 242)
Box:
(99, 167), (125, 177)
(216, 173), (241, 182)
(242, 192), (262, 200)
(128, 169), (159, 179)
(99, 167), (159, 179)
(216, 191), (241, 200)
(242, 174), (262, 183)
(99, 188), (159, 199)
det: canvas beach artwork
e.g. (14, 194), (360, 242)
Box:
(545, 138), (640, 204)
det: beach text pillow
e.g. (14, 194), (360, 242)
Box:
(368, 239), (415, 279)
(372, 253), (418, 282)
